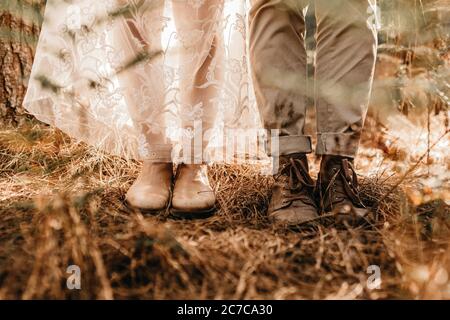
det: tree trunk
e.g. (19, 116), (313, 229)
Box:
(0, 0), (44, 126)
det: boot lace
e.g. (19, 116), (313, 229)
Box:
(277, 157), (316, 205)
(322, 158), (365, 208)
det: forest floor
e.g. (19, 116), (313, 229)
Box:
(0, 113), (449, 300)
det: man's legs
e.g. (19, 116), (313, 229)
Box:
(249, 0), (378, 224)
(250, 0), (377, 158)
(249, 0), (318, 225)
(315, 0), (377, 157)
(314, 0), (378, 220)
(249, 0), (311, 156)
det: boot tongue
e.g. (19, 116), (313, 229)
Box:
(272, 155), (317, 211)
(321, 156), (353, 181)
(342, 159), (350, 179)
(320, 156), (365, 207)
(319, 156), (348, 202)
(278, 154), (314, 192)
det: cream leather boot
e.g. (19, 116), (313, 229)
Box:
(171, 164), (216, 217)
(126, 162), (173, 211)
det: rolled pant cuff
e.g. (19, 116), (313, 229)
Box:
(316, 133), (360, 158)
(275, 135), (313, 156)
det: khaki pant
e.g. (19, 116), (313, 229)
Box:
(249, 0), (378, 158)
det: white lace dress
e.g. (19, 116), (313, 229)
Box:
(23, 0), (264, 163)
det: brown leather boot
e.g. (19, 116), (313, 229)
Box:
(317, 155), (368, 224)
(171, 164), (216, 218)
(126, 162), (173, 211)
(268, 154), (319, 226)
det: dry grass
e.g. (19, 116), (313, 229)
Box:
(0, 118), (448, 300)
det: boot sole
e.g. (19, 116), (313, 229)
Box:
(170, 206), (217, 220)
(124, 199), (169, 215)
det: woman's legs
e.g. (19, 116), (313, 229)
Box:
(115, 0), (171, 158)
(117, 0), (223, 213)
(114, 0), (173, 210)
(170, 0), (225, 215)
(171, 0), (224, 163)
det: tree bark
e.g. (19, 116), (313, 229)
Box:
(0, 0), (44, 126)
